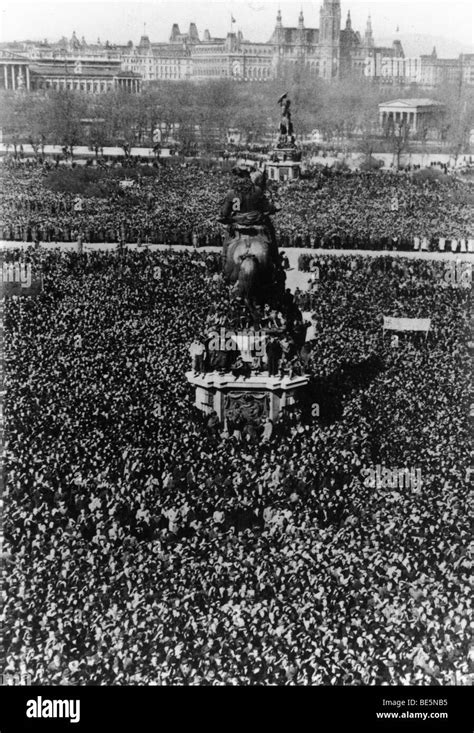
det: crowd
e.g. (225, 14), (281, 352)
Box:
(0, 163), (224, 248)
(278, 172), (473, 252)
(3, 246), (471, 685)
(0, 160), (473, 250)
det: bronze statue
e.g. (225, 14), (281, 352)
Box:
(277, 93), (295, 146)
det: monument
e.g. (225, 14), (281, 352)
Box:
(186, 96), (310, 429)
(266, 93), (302, 183)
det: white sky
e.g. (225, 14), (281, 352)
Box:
(0, 0), (472, 54)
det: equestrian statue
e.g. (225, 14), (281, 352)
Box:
(219, 165), (285, 311)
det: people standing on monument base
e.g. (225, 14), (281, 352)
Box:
(189, 338), (206, 374)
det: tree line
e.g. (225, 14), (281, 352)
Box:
(0, 70), (472, 160)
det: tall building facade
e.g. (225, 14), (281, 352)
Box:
(0, 6), (385, 84)
(122, 25), (274, 82)
(1, 7), (471, 88)
(123, 32), (193, 81)
(365, 46), (474, 87)
(191, 31), (273, 81)
(269, 4), (377, 81)
(131, 5), (398, 83)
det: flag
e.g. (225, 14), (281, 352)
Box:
(231, 14), (236, 23)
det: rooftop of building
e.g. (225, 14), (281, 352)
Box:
(29, 62), (140, 78)
(27, 57), (122, 67)
(0, 49), (30, 62)
(379, 98), (445, 108)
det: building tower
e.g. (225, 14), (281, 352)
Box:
(188, 23), (200, 43)
(364, 15), (374, 48)
(319, 0), (341, 79)
(271, 8), (285, 75)
(169, 24), (181, 42)
(274, 8), (284, 44)
(296, 9), (306, 58)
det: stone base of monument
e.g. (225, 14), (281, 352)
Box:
(186, 370), (309, 423)
(266, 148), (301, 182)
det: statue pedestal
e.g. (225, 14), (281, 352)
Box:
(186, 370), (309, 423)
(266, 147), (301, 182)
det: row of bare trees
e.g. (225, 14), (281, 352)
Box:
(0, 72), (472, 162)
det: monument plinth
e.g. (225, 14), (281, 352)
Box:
(266, 147), (302, 182)
(186, 370), (309, 423)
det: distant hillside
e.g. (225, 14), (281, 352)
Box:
(377, 34), (473, 58)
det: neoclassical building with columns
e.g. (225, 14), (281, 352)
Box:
(378, 98), (445, 134)
(0, 49), (140, 94)
(0, 51), (31, 90)
(28, 60), (141, 93)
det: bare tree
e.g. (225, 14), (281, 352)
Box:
(384, 117), (411, 170)
(0, 91), (29, 156)
(45, 90), (84, 159)
(430, 83), (474, 166)
(23, 93), (50, 159)
(445, 101), (473, 166)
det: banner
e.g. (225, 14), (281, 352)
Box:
(383, 316), (431, 333)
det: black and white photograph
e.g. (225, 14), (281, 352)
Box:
(0, 0), (472, 727)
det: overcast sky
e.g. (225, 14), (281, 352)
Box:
(1, 0), (472, 55)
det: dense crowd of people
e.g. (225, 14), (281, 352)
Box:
(3, 246), (471, 685)
(0, 159), (473, 250)
(0, 162), (224, 248)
